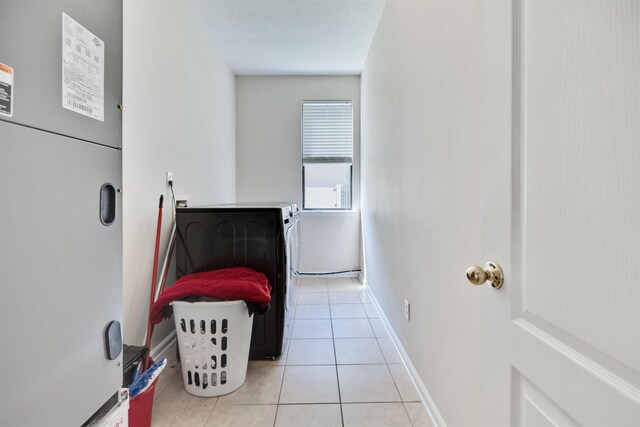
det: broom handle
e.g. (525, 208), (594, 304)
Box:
(143, 195), (164, 369)
(155, 223), (177, 301)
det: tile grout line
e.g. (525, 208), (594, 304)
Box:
(278, 283), (331, 424)
(271, 278), (300, 426)
(274, 316), (294, 427)
(199, 395), (220, 427)
(328, 296), (346, 427)
(364, 293), (416, 427)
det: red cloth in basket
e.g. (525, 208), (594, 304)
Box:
(150, 267), (272, 324)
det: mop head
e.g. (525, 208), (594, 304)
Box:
(129, 358), (167, 399)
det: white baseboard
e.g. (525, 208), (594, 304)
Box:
(365, 286), (447, 427)
(357, 272), (366, 286)
(150, 330), (177, 360)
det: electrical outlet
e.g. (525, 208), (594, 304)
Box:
(175, 195), (189, 208)
(166, 171), (173, 188)
(404, 299), (410, 321)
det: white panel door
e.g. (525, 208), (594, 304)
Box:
(480, 1), (640, 425)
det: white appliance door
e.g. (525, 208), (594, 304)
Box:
(286, 216), (300, 311)
(480, 1), (640, 425)
(284, 225), (293, 312)
(0, 122), (123, 426)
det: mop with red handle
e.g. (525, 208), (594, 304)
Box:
(142, 195), (164, 370)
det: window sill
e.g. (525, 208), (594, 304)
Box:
(300, 209), (360, 217)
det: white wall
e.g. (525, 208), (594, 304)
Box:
(236, 76), (360, 273)
(298, 210), (360, 273)
(360, 1), (485, 425)
(122, 0), (236, 346)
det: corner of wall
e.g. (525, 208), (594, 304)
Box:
(122, 0), (237, 346)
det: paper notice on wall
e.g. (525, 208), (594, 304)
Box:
(0, 63), (14, 117)
(62, 13), (104, 121)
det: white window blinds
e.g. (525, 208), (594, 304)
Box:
(302, 101), (353, 164)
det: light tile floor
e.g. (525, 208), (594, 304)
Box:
(151, 277), (433, 427)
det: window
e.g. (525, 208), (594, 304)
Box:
(302, 101), (353, 210)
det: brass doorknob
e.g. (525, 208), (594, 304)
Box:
(466, 261), (503, 289)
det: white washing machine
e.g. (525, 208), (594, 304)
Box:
(283, 204), (300, 346)
(285, 204), (300, 311)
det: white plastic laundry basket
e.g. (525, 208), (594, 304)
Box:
(171, 300), (253, 397)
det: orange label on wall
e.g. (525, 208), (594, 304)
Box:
(0, 63), (13, 117)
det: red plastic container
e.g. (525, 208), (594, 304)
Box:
(128, 377), (159, 427)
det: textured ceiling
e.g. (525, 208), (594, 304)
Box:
(185, 0), (386, 75)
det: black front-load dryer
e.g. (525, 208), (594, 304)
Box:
(175, 203), (291, 359)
